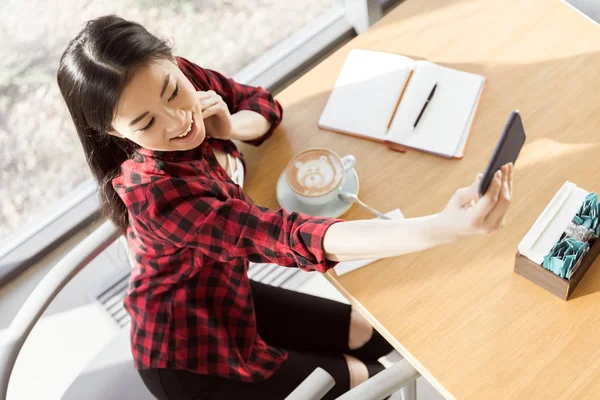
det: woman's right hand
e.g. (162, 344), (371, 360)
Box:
(439, 163), (514, 239)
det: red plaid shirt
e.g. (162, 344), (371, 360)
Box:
(113, 57), (341, 381)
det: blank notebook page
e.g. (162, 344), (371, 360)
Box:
(388, 61), (485, 157)
(318, 49), (415, 139)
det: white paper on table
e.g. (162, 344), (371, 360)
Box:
(334, 209), (404, 276)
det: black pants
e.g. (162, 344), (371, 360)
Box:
(138, 280), (393, 400)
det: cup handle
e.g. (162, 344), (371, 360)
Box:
(341, 155), (356, 172)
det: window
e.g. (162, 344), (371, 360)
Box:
(0, 0), (334, 242)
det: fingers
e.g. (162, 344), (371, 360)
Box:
(201, 102), (227, 119)
(484, 164), (511, 228)
(471, 169), (503, 227)
(468, 173), (483, 207)
(471, 173), (483, 189)
(197, 90), (226, 118)
(508, 162), (514, 194)
(197, 90), (224, 109)
(453, 173), (483, 207)
(474, 173), (483, 192)
(453, 187), (474, 207)
(199, 96), (220, 111)
(196, 90), (216, 101)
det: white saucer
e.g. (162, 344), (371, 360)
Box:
(276, 168), (360, 218)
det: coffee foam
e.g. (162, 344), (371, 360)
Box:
(287, 149), (344, 196)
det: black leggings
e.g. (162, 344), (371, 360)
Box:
(138, 280), (393, 400)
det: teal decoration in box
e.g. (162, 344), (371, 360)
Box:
(572, 192), (600, 237)
(542, 238), (589, 279)
(542, 192), (598, 280)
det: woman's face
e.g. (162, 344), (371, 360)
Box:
(110, 58), (205, 151)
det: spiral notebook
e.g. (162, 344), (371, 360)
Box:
(318, 49), (486, 158)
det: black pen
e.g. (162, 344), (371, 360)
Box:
(412, 83), (437, 130)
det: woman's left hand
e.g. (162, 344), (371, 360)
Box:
(197, 90), (233, 140)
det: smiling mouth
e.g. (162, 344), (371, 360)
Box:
(173, 116), (193, 140)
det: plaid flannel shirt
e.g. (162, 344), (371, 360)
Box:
(112, 57), (341, 381)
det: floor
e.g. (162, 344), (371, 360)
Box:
(0, 225), (445, 400)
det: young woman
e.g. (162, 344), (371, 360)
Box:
(57, 15), (513, 400)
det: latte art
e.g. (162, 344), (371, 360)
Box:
(296, 155), (337, 189)
(287, 149), (344, 197)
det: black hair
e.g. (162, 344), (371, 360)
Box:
(57, 15), (173, 234)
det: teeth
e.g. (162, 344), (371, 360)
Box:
(176, 123), (192, 138)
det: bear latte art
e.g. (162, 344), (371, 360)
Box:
(286, 149), (345, 197)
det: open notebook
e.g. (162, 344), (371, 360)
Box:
(318, 49), (486, 158)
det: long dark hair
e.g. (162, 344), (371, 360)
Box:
(57, 15), (173, 234)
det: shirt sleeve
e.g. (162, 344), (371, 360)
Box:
(144, 178), (342, 272)
(176, 56), (283, 146)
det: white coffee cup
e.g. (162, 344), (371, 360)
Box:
(286, 148), (356, 207)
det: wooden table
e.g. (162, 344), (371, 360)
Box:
(238, 0), (600, 398)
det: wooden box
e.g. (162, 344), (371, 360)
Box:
(514, 237), (600, 300)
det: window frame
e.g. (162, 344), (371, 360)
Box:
(0, 0), (398, 287)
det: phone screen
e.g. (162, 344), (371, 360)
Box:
(478, 110), (526, 196)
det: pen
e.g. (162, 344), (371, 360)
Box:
(412, 83), (437, 130)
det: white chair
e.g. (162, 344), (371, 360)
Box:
(0, 221), (419, 400)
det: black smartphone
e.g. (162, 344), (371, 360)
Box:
(478, 110), (526, 197)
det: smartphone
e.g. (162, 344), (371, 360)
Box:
(478, 110), (526, 197)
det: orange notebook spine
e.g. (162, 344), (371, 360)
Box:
(317, 126), (387, 145)
(317, 125), (409, 153)
(383, 141), (407, 153)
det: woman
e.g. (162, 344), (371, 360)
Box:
(56, 15), (513, 399)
